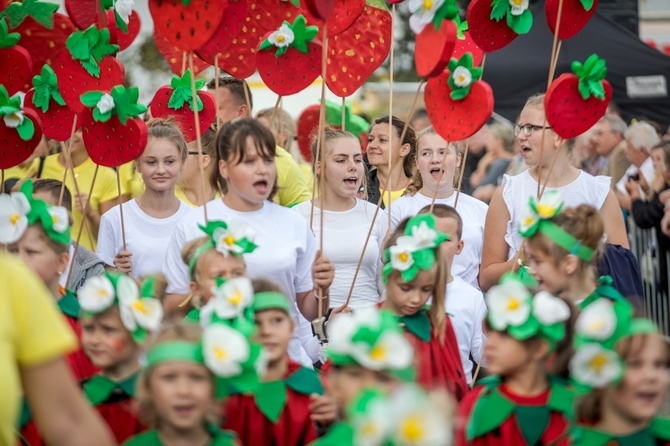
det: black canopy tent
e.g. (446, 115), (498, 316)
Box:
(481, 0), (670, 128)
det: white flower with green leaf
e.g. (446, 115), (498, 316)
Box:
(452, 66), (473, 88)
(570, 343), (622, 388)
(388, 384), (452, 446)
(116, 275), (162, 333)
(409, 221), (439, 248)
(213, 221), (256, 257)
(96, 93), (115, 115)
(351, 330), (414, 372)
(533, 291), (570, 325)
(509, 0), (529, 16)
(48, 206), (69, 234)
(534, 190), (563, 219)
(408, 0), (446, 34)
(268, 24), (294, 48)
(79, 275), (116, 313)
(203, 323), (250, 378)
(388, 237), (418, 272)
(575, 298), (616, 341)
(0, 192), (31, 244)
(3, 110), (24, 128)
(114, 0), (134, 24)
(485, 280), (532, 330)
(209, 277), (254, 320)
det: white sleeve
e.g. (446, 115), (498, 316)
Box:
(294, 219), (317, 295)
(163, 223), (190, 294)
(298, 316), (320, 364)
(471, 292), (487, 364)
(95, 210), (118, 267)
(390, 201), (402, 231)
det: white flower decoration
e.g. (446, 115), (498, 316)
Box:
(79, 275), (116, 313)
(114, 0), (134, 24)
(575, 298), (616, 341)
(329, 307), (381, 354)
(518, 205), (539, 234)
(409, 221), (438, 248)
(113, 275), (163, 333)
(452, 66), (473, 88)
(208, 277), (254, 320)
(389, 385), (452, 446)
(3, 110), (24, 128)
(268, 24), (294, 48)
(352, 398), (391, 446)
(408, 0), (446, 34)
(389, 237), (418, 272)
(534, 190), (562, 219)
(0, 192), (31, 244)
(509, 0), (529, 16)
(351, 330), (414, 372)
(532, 291), (570, 325)
(485, 280), (532, 330)
(203, 324), (250, 378)
(570, 343), (621, 388)
(96, 93), (115, 115)
(212, 221), (256, 257)
(48, 206), (69, 233)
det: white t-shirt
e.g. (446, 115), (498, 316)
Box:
(162, 199), (317, 361)
(293, 199), (388, 309)
(390, 191), (488, 289)
(445, 276), (487, 385)
(501, 170), (610, 259)
(97, 199), (190, 279)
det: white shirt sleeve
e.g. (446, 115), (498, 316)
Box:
(163, 223), (190, 294)
(471, 292), (487, 364)
(95, 209), (118, 267)
(376, 208), (389, 295)
(294, 220), (317, 295)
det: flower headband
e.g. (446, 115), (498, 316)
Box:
(189, 220), (258, 275)
(569, 286), (659, 390)
(199, 276), (256, 336)
(79, 272), (163, 344)
(485, 274), (571, 351)
(0, 179), (70, 245)
(327, 306), (416, 382)
(383, 214), (449, 283)
(518, 190), (595, 262)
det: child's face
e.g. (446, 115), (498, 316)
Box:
(254, 309), (294, 366)
(149, 361), (214, 432)
(524, 242), (565, 294)
(81, 307), (139, 370)
(434, 216), (463, 269)
(384, 267), (436, 316)
(484, 330), (538, 376)
(604, 335), (669, 425)
(327, 365), (401, 411)
(193, 252), (246, 303)
(137, 137), (182, 193)
(11, 226), (67, 287)
(416, 134), (458, 193)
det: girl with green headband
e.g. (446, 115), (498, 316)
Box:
(380, 213), (468, 400)
(456, 275), (575, 446)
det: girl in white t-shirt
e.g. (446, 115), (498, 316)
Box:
(97, 118), (190, 279)
(294, 129), (387, 309)
(479, 94), (630, 291)
(391, 126), (488, 289)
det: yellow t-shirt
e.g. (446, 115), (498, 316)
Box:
(30, 154), (122, 251)
(0, 253), (76, 445)
(380, 187), (407, 208)
(298, 162), (314, 194)
(175, 186), (222, 208)
(2, 164), (30, 182)
(274, 146), (311, 207)
(118, 162), (144, 199)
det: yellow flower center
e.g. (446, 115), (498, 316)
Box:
(10, 214), (20, 225)
(456, 74), (467, 84)
(511, 0), (523, 5)
(423, 0), (433, 9)
(97, 289), (109, 299)
(133, 300), (149, 315)
(360, 421), (380, 438)
(400, 417), (424, 442)
(397, 252), (409, 263)
(276, 34), (286, 43)
(588, 319), (604, 332)
(370, 345), (386, 361)
(213, 346), (227, 360)
(224, 235), (236, 246)
(228, 292), (242, 306)
(52, 216), (59, 225)
(536, 204), (554, 218)
(589, 353), (608, 373)
(507, 297), (521, 311)
(523, 217), (535, 228)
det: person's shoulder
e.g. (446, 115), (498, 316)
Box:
(456, 192), (489, 213)
(123, 429), (159, 445)
(264, 200), (310, 224)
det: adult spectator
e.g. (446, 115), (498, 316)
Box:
(471, 123), (515, 203)
(615, 121), (660, 210)
(461, 125), (489, 195)
(206, 76), (311, 207)
(410, 108), (431, 132)
(590, 114), (630, 188)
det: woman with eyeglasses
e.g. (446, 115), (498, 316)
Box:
(479, 94), (629, 291)
(175, 121), (222, 208)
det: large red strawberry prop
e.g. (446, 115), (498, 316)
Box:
(301, 0), (365, 35)
(24, 64), (79, 141)
(80, 85), (147, 167)
(150, 69), (216, 143)
(0, 85), (43, 169)
(409, 1), (459, 79)
(53, 25), (125, 114)
(1, 0), (59, 30)
(256, 15), (322, 97)
(154, 28), (209, 77)
(326, 0), (392, 97)
(303, 0), (335, 20)
(297, 104), (319, 162)
(195, 0), (246, 68)
(424, 53), (494, 141)
(0, 18), (32, 95)
(546, 0), (598, 40)
(545, 54), (612, 139)
(466, 0), (531, 53)
(148, 0), (224, 52)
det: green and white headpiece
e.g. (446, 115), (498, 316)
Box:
(485, 274), (571, 351)
(518, 190), (595, 261)
(199, 276), (256, 336)
(569, 282), (658, 391)
(189, 219), (258, 274)
(0, 179), (70, 245)
(327, 306), (416, 382)
(78, 272), (163, 344)
(383, 213), (449, 283)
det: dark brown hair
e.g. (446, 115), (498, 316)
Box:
(206, 76), (253, 112)
(33, 179), (73, 213)
(372, 115), (417, 179)
(418, 204), (462, 240)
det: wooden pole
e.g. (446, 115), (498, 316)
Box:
(188, 52), (209, 223)
(66, 164), (99, 288)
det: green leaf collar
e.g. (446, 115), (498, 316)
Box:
(0, 0), (59, 29)
(490, 0), (533, 35)
(0, 85), (35, 141)
(400, 308), (431, 342)
(83, 373), (139, 405)
(571, 54), (608, 101)
(258, 14), (319, 57)
(80, 85), (146, 125)
(65, 26), (119, 77)
(447, 53), (482, 101)
(31, 64), (66, 113)
(168, 69), (206, 112)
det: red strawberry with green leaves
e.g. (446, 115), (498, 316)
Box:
(410, 1), (459, 79)
(301, 0), (365, 35)
(466, 0), (529, 52)
(0, 18), (32, 95)
(79, 85), (147, 167)
(303, 0), (336, 20)
(0, 84), (43, 169)
(424, 53), (493, 141)
(546, 0), (598, 40)
(326, 0), (392, 97)
(0, 0), (59, 29)
(154, 28), (209, 77)
(149, 69), (216, 143)
(52, 25), (125, 114)
(451, 20), (484, 67)
(24, 64), (79, 141)
(297, 104), (319, 162)
(545, 54), (612, 139)
(148, 0), (224, 52)
(195, 0), (246, 68)
(256, 15), (322, 97)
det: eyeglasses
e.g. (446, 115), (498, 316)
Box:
(514, 124), (552, 137)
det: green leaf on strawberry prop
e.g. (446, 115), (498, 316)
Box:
(447, 53), (482, 101)
(431, 0), (459, 31)
(490, 0), (532, 35)
(167, 69), (205, 112)
(580, 0), (594, 11)
(0, 0), (59, 29)
(0, 85), (35, 141)
(66, 26), (119, 77)
(571, 54), (607, 101)
(0, 18), (20, 47)
(324, 99), (370, 135)
(80, 85), (146, 125)
(259, 15), (318, 57)
(31, 64), (65, 113)
(455, 16), (468, 39)
(280, 0), (301, 7)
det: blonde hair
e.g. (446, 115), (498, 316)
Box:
(310, 128), (365, 194)
(145, 117), (188, 162)
(256, 108), (305, 164)
(405, 126), (460, 196)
